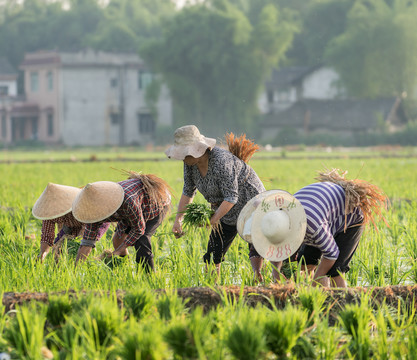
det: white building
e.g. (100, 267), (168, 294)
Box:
(1, 50), (172, 146)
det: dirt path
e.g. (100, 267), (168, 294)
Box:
(3, 285), (417, 315)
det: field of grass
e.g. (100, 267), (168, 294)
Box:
(1, 149), (417, 358)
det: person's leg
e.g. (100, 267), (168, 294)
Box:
(327, 225), (364, 288)
(134, 214), (164, 273)
(203, 222), (237, 275)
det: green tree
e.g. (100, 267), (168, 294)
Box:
(141, 0), (297, 135)
(325, 0), (417, 98)
(87, 0), (175, 52)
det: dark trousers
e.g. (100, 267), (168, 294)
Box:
(297, 225), (364, 277)
(203, 222), (237, 264)
(133, 212), (165, 272)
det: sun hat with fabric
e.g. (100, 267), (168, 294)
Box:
(237, 190), (307, 261)
(165, 125), (216, 160)
(72, 181), (125, 224)
(32, 183), (82, 220)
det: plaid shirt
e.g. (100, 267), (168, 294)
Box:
(81, 178), (170, 247)
(41, 213), (83, 246)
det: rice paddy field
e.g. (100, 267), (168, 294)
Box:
(1, 147), (417, 359)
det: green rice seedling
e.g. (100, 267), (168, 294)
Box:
(314, 318), (346, 360)
(182, 203), (215, 230)
(3, 304), (47, 359)
(372, 310), (389, 360)
(263, 305), (308, 359)
(46, 294), (73, 327)
(123, 288), (157, 320)
(119, 318), (168, 360)
(338, 300), (373, 360)
(297, 286), (328, 326)
(225, 307), (267, 360)
(81, 295), (123, 347)
(405, 325), (417, 360)
(156, 290), (188, 321)
(291, 335), (316, 360)
(164, 307), (212, 359)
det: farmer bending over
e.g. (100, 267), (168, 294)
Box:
(73, 172), (171, 272)
(238, 169), (387, 287)
(165, 125), (265, 277)
(32, 183), (110, 262)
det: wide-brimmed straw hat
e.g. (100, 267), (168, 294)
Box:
(237, 190), (307, 261)
(72, 181), (125, 223)
(165, 125), (216, 160)
(32, 183), (81, 220)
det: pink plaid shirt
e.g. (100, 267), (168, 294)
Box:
(81, 178), (170, 247)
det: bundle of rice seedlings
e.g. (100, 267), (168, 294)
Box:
(53, 237), (80, 258)
(181, 203), (221, 233)
(315, 168), (389, 230)
(225, 132), (259, 163)
(97, 249), (125, 269)
(115, 169), (173, 217)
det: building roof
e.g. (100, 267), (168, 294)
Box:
(262, 98), (408, 131)
(265, 65), (322, 90)
(0, 57), (17, 76)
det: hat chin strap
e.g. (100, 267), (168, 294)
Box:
(261, 210), (291, 244)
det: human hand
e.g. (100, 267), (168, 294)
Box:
(172, 221), (184, 238)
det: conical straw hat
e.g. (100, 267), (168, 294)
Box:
(32, 183), (81, 220)
(72, 181), (124, 223)
(237, 190), (307, 261)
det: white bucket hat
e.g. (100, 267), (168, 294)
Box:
(32, 183), (81, 220)
(72, 181), (125, 223)
(237, 190), (307, 261)
(165, 125), (216, 160)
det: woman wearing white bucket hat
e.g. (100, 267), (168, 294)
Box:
(72, 172), (171, 272)
(32, 183), (110, 262)
(239, 169), (387, 287)
(166, 125), (266, 277)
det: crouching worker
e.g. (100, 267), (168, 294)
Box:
(237, 168), (388, 288)
(32, 183), (110, 262)
(72, 172), (171, 272)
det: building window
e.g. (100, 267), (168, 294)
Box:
(138, 113), (155, 134)
(47, 71), (53, 91)
(138, 70), (153, 90)
(31, 117), (38, 139)
(110, 112), (120, 125)
(47, 113), (54, 136)
(0, 86), (8, 96)
(1, 113), (6, 138)
(30, 72), (39, 92)
(110, 78), (118, 88)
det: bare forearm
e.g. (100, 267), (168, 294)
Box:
(211, 201), (234, 225)
(314, 258), (335, 281)
(175, 194), (194, 222)
(75, 245), (93, 265)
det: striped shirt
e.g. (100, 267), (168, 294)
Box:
(294, 182), (363, 260)
(82, 178), (170, 247)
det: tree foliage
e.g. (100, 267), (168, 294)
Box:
(141, 0), (297, 135)
(325, 0), (417, 98)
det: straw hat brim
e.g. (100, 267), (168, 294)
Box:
(32, 183), (82, 220)
(237, 190), (283, 243)
(72, 181), (124, 224)
(239, 190), (307, 261)
(165, 137), (216, 160)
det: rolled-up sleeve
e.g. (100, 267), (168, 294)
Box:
(219, 163), (239, 204)
(81, 223), (101, 247)
(182, 164), (197, 198)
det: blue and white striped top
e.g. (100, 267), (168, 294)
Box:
(294, 182), (364, 260)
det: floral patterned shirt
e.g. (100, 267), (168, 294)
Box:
(183, 147), (265, 225)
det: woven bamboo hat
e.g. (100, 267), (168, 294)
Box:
(32, 183), (81, 220)
(72, 181), (124, 223)
(165, 125), (216, 160)
(237, 190), (307, 261)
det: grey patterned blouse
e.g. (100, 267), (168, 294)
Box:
(183, 147), (265, 225)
